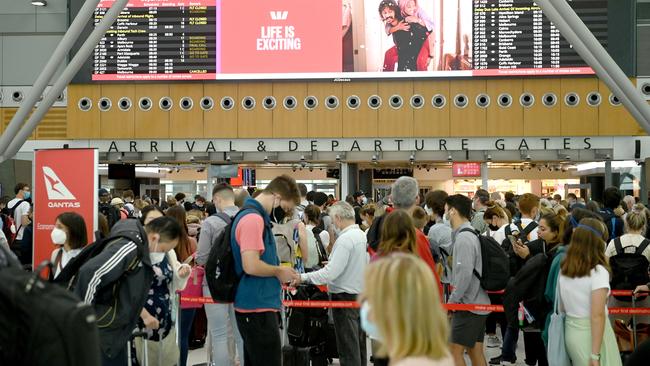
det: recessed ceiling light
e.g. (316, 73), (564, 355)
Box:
(31, 0), (47, 6)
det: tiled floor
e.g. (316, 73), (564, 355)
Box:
(187, 330), (529, 366)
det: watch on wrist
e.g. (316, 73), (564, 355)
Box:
(590, 353), (601, 361)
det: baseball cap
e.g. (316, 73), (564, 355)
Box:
(110, 197), (124, 206)
(353, 191), (365, 198)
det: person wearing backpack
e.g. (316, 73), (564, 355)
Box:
(49, 212), (88, 279)
(98, 188), (120, 229)
(231, 175), (300, 366)
(600, 187), (625, 241)
(292, 183), (309, 220)
(74, 216), (182, 366)
(444, 194), (490, 366)
(301, 204), (329, 271)
(313, 191), (334, 249)
(6, 183), (31, 257)
(195, 183), (245, 366)
(606, 204), (650, 327)
(122, 189), (136, 218)
(471, 189), (490, 235)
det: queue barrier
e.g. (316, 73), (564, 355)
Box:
(180, 288), (650, 314)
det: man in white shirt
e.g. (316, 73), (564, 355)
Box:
(293, 202), (368, 366)
(7, 183), (31, 254)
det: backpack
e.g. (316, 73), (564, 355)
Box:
(1, 199), (25, 246)
(98, 202), (120, 229)
(316, 212), (329, 232)
(0, 246), (101, 366)
(610, 237), (650, 301)
(272, 219), (300, 265)
(287, 284), (329, 347)
(309, 227), (329, 269)
(53, 219), (147, 291)
(204, 212), (239, 303)
(505, 221), (538, 244)
(460, 228), (510, 291)
(600, 209), (622, 240)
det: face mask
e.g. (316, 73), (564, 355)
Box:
(424, 206), (433, 216)
(362, 197), (368, 205)
(24, 192), (31, 200)
(444, 212), (451, 223)
(360, 302), (382, 340)
(150, 252), (165, 265)
(362, 220), (368, 227)
(51, 228), (67, 245)
(489, 224), (500, 232)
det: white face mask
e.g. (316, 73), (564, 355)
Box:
(362, 220), (368, 227)
(424, 205), (433, 216)
(51, 228), (67, 245)
(150, 252), (165, 265)
(362, 197), (368, 205)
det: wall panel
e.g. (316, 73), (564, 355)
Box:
(560, 78), (598, 136)
(272, 82), (308, 138)
(377, 81), (413, 137)
(342, 82), (378, 138)
(67, 84), (101, 138)
(413, 80), (450, 137)
(35, 108), (66, 139)
(100, 84), (135, 139)
(486, 79), (523, 136)
(238, 83), (273, 138)
(135, 84), (170, 139)
(170, 84), (204, 138)
(523, 79), (561, 136)
(306, 83), (343, 138)
(598, 80), (644, 135)
(2, 108), (35, 139)
(449, 79), (486, 136)
(204, 83), (238, 138)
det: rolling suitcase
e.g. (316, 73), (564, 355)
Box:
(128, 331), (149, 366)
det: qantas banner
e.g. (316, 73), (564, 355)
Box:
(33, 149), (98, 268)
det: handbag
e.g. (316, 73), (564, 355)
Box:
(547, 277), (572, 366)
(179, 254), (205, 309)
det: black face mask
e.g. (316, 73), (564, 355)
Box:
(489, 224), (500, 232)
(272, 205), (287, 223)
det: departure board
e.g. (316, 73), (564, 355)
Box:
(89, 0), (609, 81)
(93, 0), (217, 80)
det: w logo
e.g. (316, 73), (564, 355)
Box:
(270, 11), (288, 20)
(42, 166), (76, 200)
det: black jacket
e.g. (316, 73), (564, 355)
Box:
(366, 213), (387, 252)
(74, 220), (153, 359)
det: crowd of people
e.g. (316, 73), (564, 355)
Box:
(3, 176), (650, 366)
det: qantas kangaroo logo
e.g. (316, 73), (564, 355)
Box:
(43, 166), (76, 200)
(270, 11), (288, 20)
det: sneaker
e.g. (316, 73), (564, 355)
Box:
(489, 356), (503, 365)
(486, 335), (501, 348)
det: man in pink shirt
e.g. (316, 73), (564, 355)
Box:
(230, 175), (301, 366)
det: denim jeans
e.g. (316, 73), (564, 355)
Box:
(179, 308), (196, 366)
(235, 311), (281, 366)
(502, 325), (519, 361)
(203, 285), (244, 366)
(331, 293), (367, 366)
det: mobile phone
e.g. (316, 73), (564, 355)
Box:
(507, 235), (518, 247)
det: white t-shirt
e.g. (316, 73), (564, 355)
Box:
(508, 218), (539, 242)
(559, 264), (610, 318)
(487, 224), (509, 245)
(8, 198), (30, 240)
(50, 247), (82, 278)
(306, 224), (330, 250)
(605, 234), (650, 262)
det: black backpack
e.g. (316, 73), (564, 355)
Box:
(53, 219), (147, 291)
(461, 228), (510, 291)
(0, 246), (101, 366)
(287, 284), (329, 347)
(205, 212), (239, 303)
(610, 237), (650, 301)
(99, 202), (120, 229)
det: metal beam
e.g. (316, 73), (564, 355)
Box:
(0, 0), (129, 162)
(0, 0), (101, 157)
(535, 0), (650, 133)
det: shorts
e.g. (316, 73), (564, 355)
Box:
(450, 311), (488, 348)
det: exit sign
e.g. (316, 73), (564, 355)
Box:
(452, 163), (482, 177)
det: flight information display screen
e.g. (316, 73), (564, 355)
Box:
(91, 0), (608, 81)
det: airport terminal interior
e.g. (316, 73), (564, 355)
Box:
(2, 0), (650, 365)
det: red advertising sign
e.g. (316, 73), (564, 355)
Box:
(452, 162), (482, 177)
(33, 149), (98, 268)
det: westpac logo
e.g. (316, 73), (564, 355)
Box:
(270, 11), (288, 20)
(43, 166), (80, 208)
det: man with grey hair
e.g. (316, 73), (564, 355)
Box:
(293, 202), (368, 366)
(388, 177), (439, 282)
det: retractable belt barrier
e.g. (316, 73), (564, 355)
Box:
(180, 289), (650, 314)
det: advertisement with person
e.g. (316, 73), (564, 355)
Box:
(33, 149), (98, 269)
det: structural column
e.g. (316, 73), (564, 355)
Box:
(481, 163), (489, 190)
(605, 160), (613, 189)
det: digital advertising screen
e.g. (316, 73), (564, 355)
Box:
(89, 0), (608, 81)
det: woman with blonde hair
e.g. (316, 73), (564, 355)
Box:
(360, 253), (453, 366)
(558, 218), (622, 366)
